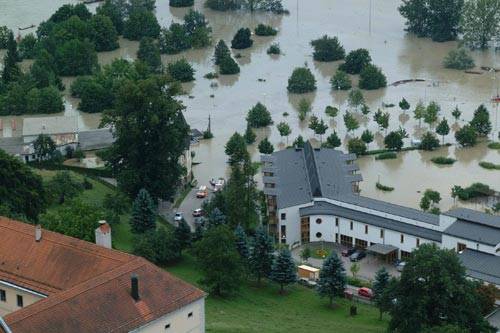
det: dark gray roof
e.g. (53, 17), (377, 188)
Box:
(445, 208), (500, 229)
(0, 137), (24, 155)
(444, 220), (500, 246)
(78, 129), (115, 150)
(367, 243), (398, 255)
(458, 249), (500, 285)
(299, 201), (442, 242)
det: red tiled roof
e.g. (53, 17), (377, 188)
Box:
(0, 217), (205, 333)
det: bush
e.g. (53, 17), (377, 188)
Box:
(348, 138), (367, 156)
(247, 102), (273, 127)
(170, 0), (194, 7)
(267, 43), (280, 55)
(359, 64), (387, 90)
(488, 142), (500, 149)
(231, 28), (253, 49)
(452, 183), (494, 201)
(443, 48), (475, 70)
(375, 152), (397, 160)
(420, 132), (440, 151)
(310, 35), (345, 61)
(330, 70), (352, 90)
(339, 48), (371, 74)
(255, 24), (277, 36)
(219, 54), (240, 74)
(384, 132), (404, 151)
(205, 0), (240, 11)
(431, 156), (456, 165)
(287, 67), (316, 93)
(376, 182), (394, 191)
(479, 161), (500, 170)
(455, 125), (478, 147)
(167, 59), (195, 82)
(204, 72), (218, 79)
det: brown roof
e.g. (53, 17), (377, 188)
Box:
(0, 217), (205, 333)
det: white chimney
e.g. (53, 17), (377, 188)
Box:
(35, 224), (42, 242)
(95, 220), (112, 249)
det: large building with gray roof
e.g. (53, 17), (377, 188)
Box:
(262, 142), (500, 286)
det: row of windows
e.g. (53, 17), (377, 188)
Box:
(164, 312), (194, 330)
(0, 289), (24, 307)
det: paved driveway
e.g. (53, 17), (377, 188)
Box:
(174, 188), (213, 231)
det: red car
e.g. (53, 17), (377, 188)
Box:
(358, 287), (373, 299)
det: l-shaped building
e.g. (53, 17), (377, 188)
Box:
(262, 142), (500, 286)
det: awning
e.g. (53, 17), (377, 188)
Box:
(367, 243), (398, 256)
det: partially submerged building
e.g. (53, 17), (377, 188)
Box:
(262, 142), (500, 286)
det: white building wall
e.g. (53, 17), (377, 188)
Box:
(278, 205), (308, 247)
(441, 234), (498, 255)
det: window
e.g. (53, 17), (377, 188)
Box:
(17, 295), (23, 307)
(165, 323), (171, 330)
(280, 225), (286, 238)
(335, 233), (339, 243)
(380, 229), (384, 238)
(316, 218), (322, 225)
(364, 225), (368, 234)
(0, 289), (5, 302)
(188, 312), (193, 318)
(400, 250), (411, 260)
(350, 221), (353, 230)
(316, 232), (322, 239)
(335, 218), (339, 226)
(416, 238), (420, 247)
(457, 243), (466, 252)
(281, 213), (286, 220)
(400, 234), (404, 244)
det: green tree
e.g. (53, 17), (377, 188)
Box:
(451, 106), (462, 121)
(137, 37), (162, 73)
(102, 76), (190, 200)
(414, 101), (426, 127)
(270, 248), (297, 294)
(399, 97), (410, 112)
(372, 267), (391, 320)
(158, 23), (191, 54)
(219, 54), (240, 74)
(317, 253), (346, 307)
(460, 0), (500, 49)
(195, 225), (243, 297)
(389, 244), (489, 332)
(455, 124), (478, 147)
(96, 0), (126, 34)
(475, 283), (497, 316)
(234, 224), (250, 260)
(350, 262), (360, 279)
(420, 131), (440, 150)
(244, 123), (256, 144)
(18, 34), (38, 59)
(300, 247), (312, 262)
(361, 129), (374, 146)
(170, 0), (194, 7)
(348, 137), (367, 155)
(293, 135), (305, 148)
(443, 48), (475, 70)
(183, 9), (211, 48)
(359, 64), (387, 90)
(361, 104), (371, 115)
(247, 102), (273, 127)
(103, 191), (131, 215)
(174, 219), (192, 253)
(314, 118), (328, 142)
(287, 67), (316, 93)
(214, 39), (230, 65)
(1, 31), (21, 83)
(134, 227), (180, 265)
(130, 188), (156, 233)
(348, 89), (365, 109)
(46, 171), (84, 205)
(325, 106), (339, 118)
(254, 24), (278, 36)
(310, 35), (345, 61)
(0, 26), (10, 49)
(90, 14), (119, 51)
(297, 98), (312, 121)
(258, 138), (274, 154)
(123, 8), (160, 40)
(470, 104), (492, 136)
(330, 70), (352, 90)
(435, 118), (450, 144)
(77, 80), (113, 114)
(167, 58), (195, 82)
(339, 48), (371, 74)
(249, 225), (274, 284)
(205, 0), (241, 10)
(374, 109), (390, 131)
(276, 121), (292, 144)
(33, 134), (56, 161)
(231, 28), (253, 49)
(384, 131), (404, 150)
(55, 39), (97, 76)
(225, 132), (248, 165)
(344, 112), (359, 133)
(424, 101), (440, 128)
(421, 325), (469, 333)
(323, 131), (341, 148)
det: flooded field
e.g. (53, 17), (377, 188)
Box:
(1, 0), (499, 211)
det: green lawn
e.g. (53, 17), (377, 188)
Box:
(167, 255), (388, 333)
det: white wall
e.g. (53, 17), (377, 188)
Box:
(442, 234), (498, 254)
(278, 204), (309, 247)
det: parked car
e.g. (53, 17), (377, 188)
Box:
(174, 212), (183, 222)
(341, 247), (357, 257)
(349, 250), (366, 262)
(192, 208), (204, 217)
(358, 287), (373, 299)
(396, 261), (406, 272)
(298, 278), (317, 288)
(196, 186), (208, 198)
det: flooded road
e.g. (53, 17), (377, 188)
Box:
(1, 0), (499, 211)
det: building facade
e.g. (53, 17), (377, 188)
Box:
(262, 142), (500, 286)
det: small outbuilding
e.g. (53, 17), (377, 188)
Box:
(298, 265), (320, 281)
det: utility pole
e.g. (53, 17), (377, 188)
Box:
(369, 0), (373, 35)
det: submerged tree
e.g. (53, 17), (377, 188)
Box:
(310, 35), (345, 62)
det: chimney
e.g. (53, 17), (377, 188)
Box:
(35, 224), (42, 242)
(95, 220), (112, 249)
(131, 274), (139, 301)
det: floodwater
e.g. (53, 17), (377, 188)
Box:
(1, 0), (499, 211)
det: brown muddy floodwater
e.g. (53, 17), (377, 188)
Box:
(1, 0), (499, 211)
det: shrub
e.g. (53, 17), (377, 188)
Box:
(219, 54), (240, 74)
(310, 35), (345, 61)
(330, 70), (351, 90)
(488, 142), (500, 149)
(420, 132), (440, 151)
(443, 48), (475, 70)
(214, 39), (230, 65)
(455, 125), (478, 147)
(267, 43), (280, 55)
(431, 157), (456, 165)
(384, 132), (404, 151)
(479, 161), (500, 170)
(339, 48), (371, 74)
(255, 24), (277, 36)
(347, 138), (367, 155)
(204, 72), (218, 79)
(375, 152), (397, 160)
(167, 59), (195, 82)
(287, 67), (316, 93)
(170, 0), (194, 7)
(359, 64), (387, 90)
(231, 28), (253, 49)
(376, 182), (394, 191)
(258, 138), (274, 154)
(205, 0), (240, 11)
(297, 98), (311, 121)
(246, 102), (273, 127)
(452, 183), (494, 201)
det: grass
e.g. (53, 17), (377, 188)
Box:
(479, 161), (500, 170)
(375, 152), (397, 160)
(167, 255), (388, 333)
(487, 142), (500, 150)
(431, 156), (456, 165)
(376, 182), (394, 192)
(174, 185), (193, 208)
